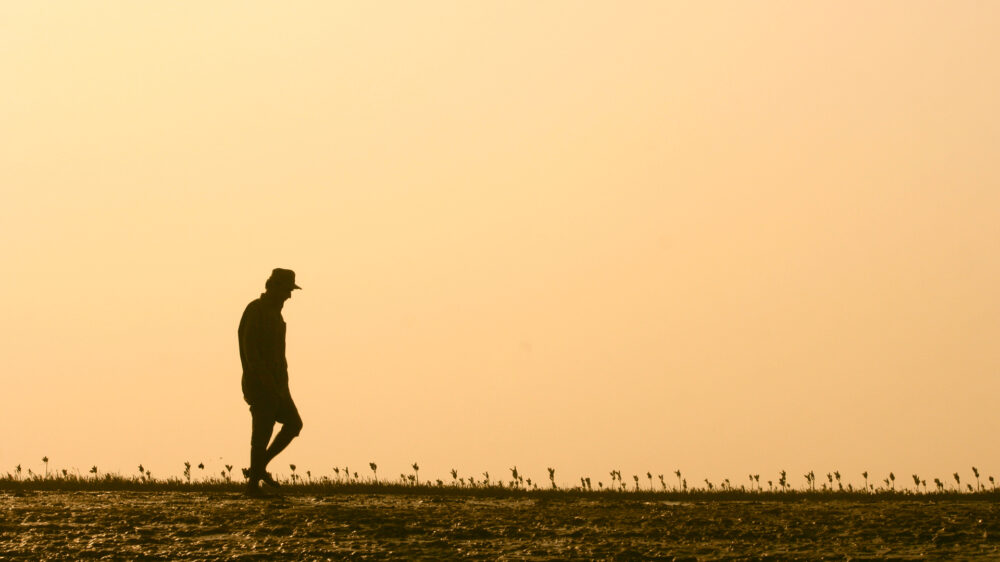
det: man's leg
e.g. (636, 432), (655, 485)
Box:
(264, 395), (303, 466)
(248, 403), (276, 488)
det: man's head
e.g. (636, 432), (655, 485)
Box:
(264, 268), (302, 301)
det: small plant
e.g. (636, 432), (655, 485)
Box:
(412, 463), (420, 486)
(183, 462), (191, 483)
(548, 467), (556, 489)
(972, 467), (980, 492)
(90, 466), (98, 479)
(42, 457), (49, 479)
(369, 462), (378, 484)
(862, 471), (869, 492)
(953, 472), (961, 491)
(450, 468), (458, 485)
(290, 464), (298, 484)
(675, 470), (682, 491)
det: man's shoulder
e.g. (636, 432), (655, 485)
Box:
(240, 297), (265, 321)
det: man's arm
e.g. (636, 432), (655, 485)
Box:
(239, 304), (282, 397)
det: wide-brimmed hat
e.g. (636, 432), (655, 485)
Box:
(267, 268), (302, 290)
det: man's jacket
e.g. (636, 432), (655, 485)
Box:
(238, 294), (288, 403)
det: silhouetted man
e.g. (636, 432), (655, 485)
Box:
(239, 268), (304, 496)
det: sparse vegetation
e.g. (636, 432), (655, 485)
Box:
(2, 461), (997, 501)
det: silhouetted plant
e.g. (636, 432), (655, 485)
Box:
(450, 468), (458, 486)
(412, 463), (420, 486)
(369, 462), (378, 484)
(547, 467), (556, 489)
(862, 471), (869, 493)
(42, 457), (49, 479)
(889, 472), (895, 492)
(183, 462), (191, 483)
(972, 467), (980, 492)
(675, 469), (682, 491)
(953, 472), (961, 491)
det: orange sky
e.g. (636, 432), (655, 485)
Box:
(3, 2), (998, 488)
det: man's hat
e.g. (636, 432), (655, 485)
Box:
(267, 268), (302, 290)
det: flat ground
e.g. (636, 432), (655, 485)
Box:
(3, 490), (999, 559)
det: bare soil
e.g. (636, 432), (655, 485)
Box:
(3, 490), (999, 559)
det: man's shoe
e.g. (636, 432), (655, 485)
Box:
(245, 483), (268, 498)
(260, 472), (282, 488)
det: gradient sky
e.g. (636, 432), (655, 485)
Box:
(3, 2), (998, 489)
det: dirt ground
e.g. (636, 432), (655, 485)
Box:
(3, 490), (999, 559)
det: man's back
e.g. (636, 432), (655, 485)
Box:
(239, 295), (288, 402)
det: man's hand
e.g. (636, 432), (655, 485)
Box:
(254, 371), (281, 398)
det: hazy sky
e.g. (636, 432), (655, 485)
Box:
(3, 2), (998, 489)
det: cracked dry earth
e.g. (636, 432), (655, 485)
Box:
(3, 491), (1000, 559)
